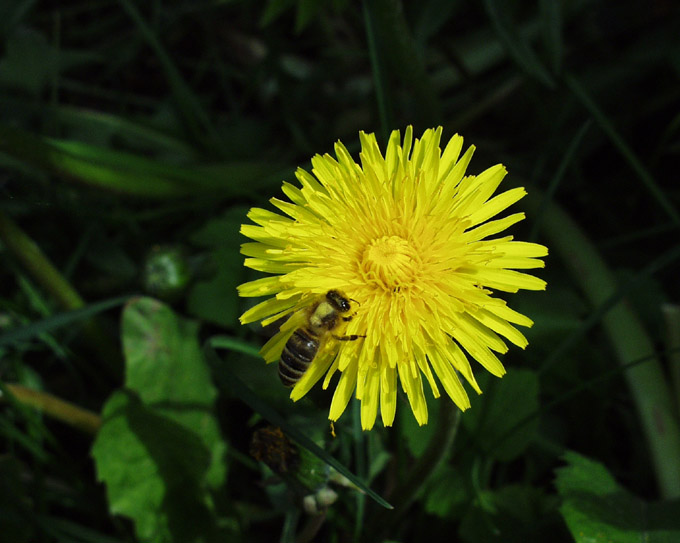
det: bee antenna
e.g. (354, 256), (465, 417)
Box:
(349, 298), (360, 306)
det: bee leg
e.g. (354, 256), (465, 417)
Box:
(332, 334), (365, 341)
(342, 309), (360, 322)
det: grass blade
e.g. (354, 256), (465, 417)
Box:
(116, 0), (221, 152)
(0, 123), (285, 198)
(482, 0), (555, 87)
(539, 0), (562, 74)
(0, 295), (130, 348)
(564, 73), (680, 226)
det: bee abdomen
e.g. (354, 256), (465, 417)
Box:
(279, 329), (320, 387)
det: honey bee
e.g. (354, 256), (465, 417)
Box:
(279, 290), (363, 387)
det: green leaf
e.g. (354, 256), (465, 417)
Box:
(91, 391), (217, 543)
(462, 369), (539, 461)
(52, 106), (196, 156)
(556, 451), (680, 542)
(187, 208), (248, 327)
(0, 124), (285, 198)
(459, 485), (558, 543)
(423, 464), (469, 518)
(121, 297), (227, 487)
(0, 296), (129, 348)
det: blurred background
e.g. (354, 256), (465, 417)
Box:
(1, 1), (680, 542)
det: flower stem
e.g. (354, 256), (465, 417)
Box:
(2, 383), (101, 434)
(525, 192), (680, 498)
(365, 400), (460, 540)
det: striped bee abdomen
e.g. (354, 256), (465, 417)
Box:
(278, 329), (320, 387)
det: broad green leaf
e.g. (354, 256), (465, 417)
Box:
(91, 391), (216, 543)
(121, 297), (227, 487)
(462, 369), (539, 461)
(555, 451), (680, 543)
(187, 208), (248, 327)
(459, 485), (558, 543)
(186, 248), (241, 327)
(423, 464), (469, 518)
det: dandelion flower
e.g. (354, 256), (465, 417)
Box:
(238, 126), (547, 430)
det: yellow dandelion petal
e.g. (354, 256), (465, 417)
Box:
(429, 346), (471, 410)
(380, 364), (398, 427)
(290, 350), (335, 401)
(360, 365), (381, 430)
(398, 359), (428, 425)
(468, 187), (527, 227)
(238, 126), (547, 430)
(329, 355), (359, 422)
(238, 276), (283, 297)
(240, 295), (297, 325)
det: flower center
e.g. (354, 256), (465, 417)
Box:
(360, 235), (420, 291)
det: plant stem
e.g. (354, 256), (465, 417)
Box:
(2, 383), (101, 434)
(525, 191), (680, 498)
(365, 400), (460, 540)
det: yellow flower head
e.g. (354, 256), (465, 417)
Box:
(238, 127), (547, 430)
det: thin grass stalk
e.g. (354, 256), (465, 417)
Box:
(564, 73), (680, 226)
(2, 384), (101, 434)
(0, 211), (120, 374)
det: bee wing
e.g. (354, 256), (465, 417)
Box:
(260, 307), (310, 363)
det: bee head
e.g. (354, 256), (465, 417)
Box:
(326, 290), (351, 312)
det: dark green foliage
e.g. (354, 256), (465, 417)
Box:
(556, 451), (680, 542)
(1, 1), (680, 542)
